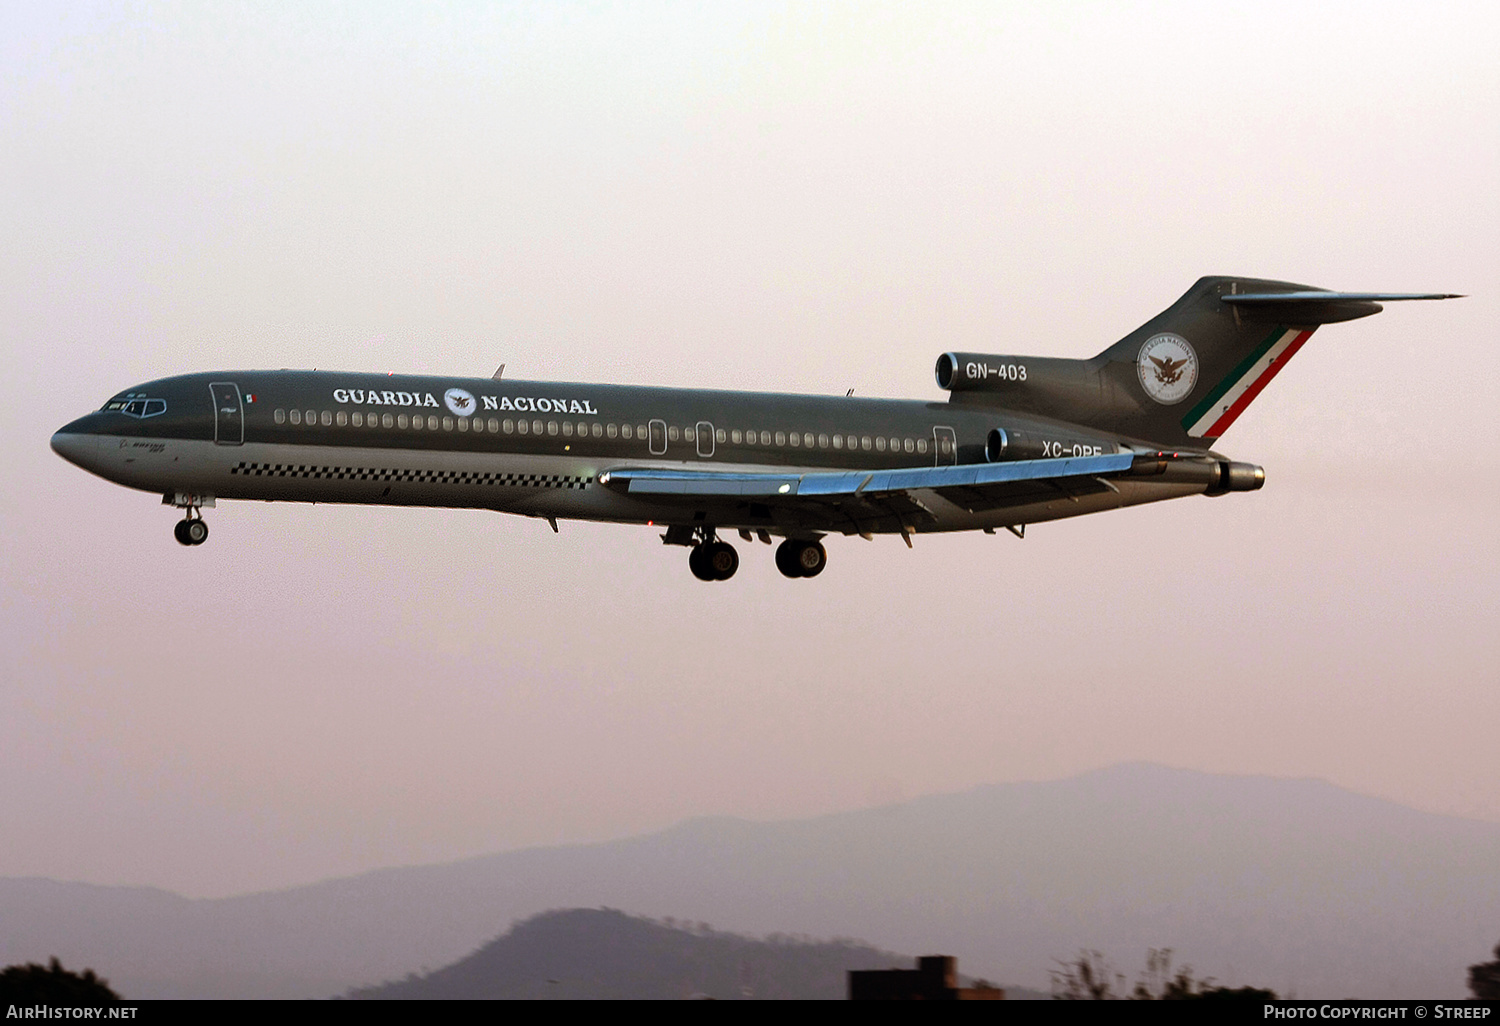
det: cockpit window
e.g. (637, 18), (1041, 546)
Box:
(103, 395), (167, 418)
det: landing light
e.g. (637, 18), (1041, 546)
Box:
(778, 483), (791, 493)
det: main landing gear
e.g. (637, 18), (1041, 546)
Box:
(775, 538), (826, 579)
(665, 525), (825, 581)
(689, 540), (739, 582)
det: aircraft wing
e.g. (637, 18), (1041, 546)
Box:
(599, 452), (1136, 532)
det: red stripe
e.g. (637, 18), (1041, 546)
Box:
(1202, 329), (1314, 438)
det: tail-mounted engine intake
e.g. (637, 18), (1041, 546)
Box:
(935, 352), (1107, 423)
(935, 352), (1041, 392)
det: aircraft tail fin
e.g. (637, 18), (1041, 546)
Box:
(942, 277), (1458, 449)
(1088, 277), (1458, 446)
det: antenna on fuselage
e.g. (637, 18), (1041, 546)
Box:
(493, 364), (505, 380)
(846, 387), (854, 396)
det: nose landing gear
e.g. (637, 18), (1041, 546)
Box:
(164, 492), (213, 546)
(172, 509), (208, 546)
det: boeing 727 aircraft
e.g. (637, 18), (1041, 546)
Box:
(51, 277), (1456, 580)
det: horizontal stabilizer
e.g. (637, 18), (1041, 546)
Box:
(1223, 291), (1462, 303)
(1216, 289), (1461, 326)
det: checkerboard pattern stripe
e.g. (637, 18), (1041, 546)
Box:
(231, 462), (591, 490)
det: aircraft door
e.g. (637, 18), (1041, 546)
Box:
(648, 418), (667, 455)
(933, 425), (956, 467)
(695, 421), (715, 458)
(210, 382), (244, 445)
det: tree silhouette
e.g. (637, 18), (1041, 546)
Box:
(1051, 950), (1128, 999)
(1052, 948), (1275, 1000)
(0, 958), (120, 1002)
(1470, 942), (1500, 1000)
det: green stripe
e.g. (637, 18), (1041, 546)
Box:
(1180, 325), (1286, 430)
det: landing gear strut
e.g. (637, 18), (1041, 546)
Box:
(775, 539), (826, 578)
(173, 508), (208, 546)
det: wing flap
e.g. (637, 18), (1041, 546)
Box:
(601, 453), (1136, 527)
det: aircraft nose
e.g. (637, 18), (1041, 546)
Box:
(51, 424), (100, 470)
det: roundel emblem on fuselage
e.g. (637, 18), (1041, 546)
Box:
(1137, 334), (1199, 405)
(444, 388), (476, 416)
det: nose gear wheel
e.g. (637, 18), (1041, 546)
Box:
(173, 508), (208, 546)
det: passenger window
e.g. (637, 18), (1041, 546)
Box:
(289, 410), (302, 425)
(533, 420), (544, 434)
(503, 418), (515, 433)
(381, 413), (393, 428)
(787, 432), (798, 447)
(457, 417), (468, 432)
(731, 429), (742, 444)
(861, 436), (872, 450)
(547, 420), (558, 435)
(517, 419), (529, 434)
(760, 431), (771, 446)
(275, 409), (286, 424)
(683, 427), (694, 442)
(716, 428), (726, 443)
(305, 410), (316, 425)
(818, 433), (829, 448)
(489, 417), (500, 432)
(904, 438), (914, 453)
(917, 438), (927, 454)
(413, 415), (424, 430)
(607, 423), (618, 438)
(668, 426), (680, 442)
(876, 437), (886, 452)
(336, 412), (347, 427)
(621, 424), (632, 440)
(320, 411), (332, 426)
(397, 414), (409, 429)
(832, 435), (842, 449)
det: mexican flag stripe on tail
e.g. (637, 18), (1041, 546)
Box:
(1181, 326), (1315, 440)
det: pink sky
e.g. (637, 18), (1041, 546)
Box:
(2, 1), (1497, 898)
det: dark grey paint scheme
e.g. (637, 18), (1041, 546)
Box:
(50, 277), (1456, 577)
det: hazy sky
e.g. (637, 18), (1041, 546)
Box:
(3, 1), (1497, 900)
